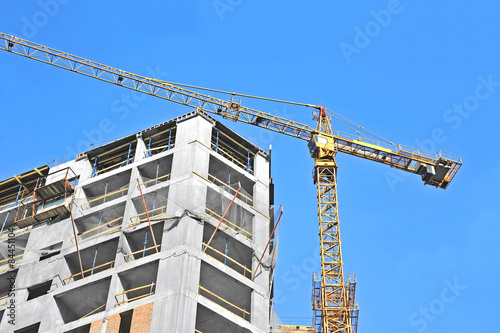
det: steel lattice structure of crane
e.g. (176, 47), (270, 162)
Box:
(0, 32), (462, 333)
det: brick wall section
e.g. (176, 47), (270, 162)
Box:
(106, 313), (122, 333)
(130, 302), (154, 333)
(89, 320), (103, 333)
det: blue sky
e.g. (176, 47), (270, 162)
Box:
(1, 1), (499, 332)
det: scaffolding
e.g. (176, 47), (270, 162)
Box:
(14, 167), (77, 228)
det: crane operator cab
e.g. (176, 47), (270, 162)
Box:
(308, 134), (336, 160)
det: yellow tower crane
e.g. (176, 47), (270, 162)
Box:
(0, 32), (462, 333)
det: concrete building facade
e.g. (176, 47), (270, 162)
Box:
(0, 111), (276, 333)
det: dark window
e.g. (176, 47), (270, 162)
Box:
(27, 281), (52, 300)
(40, 251), (61, 261)
(118, 309), (133, 333)
(39, 242), (63, 261)
(14, 322), (40, 333)
(64, 324), (91, 333)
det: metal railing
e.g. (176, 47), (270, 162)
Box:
(62, 260), (115, 284)
(199, 285), (250, 320)
(115, 283), (156, 306)
(129, 205), (167, 227)
(81, 187), (128, 209)
(123, 244), (161, 263)
(72, 216), (123, 244)
(202, 242), (251, 279)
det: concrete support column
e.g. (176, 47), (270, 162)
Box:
(150, 253), (201, 333)
(149, 114), (212, 332)
(251, 290), (271, 332)
(134, 133), (148, 163)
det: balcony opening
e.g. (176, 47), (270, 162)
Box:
(82, 170), (131, 209)
(73, 202), (125, 244)
(0, 233), (29, 272)
(195, 303), (252, 333)
(208, 156), (254, 206)
(86, 134), (138, 178)
(202, 223), (252, 279)
(63, 238), (118, 284)
(130, 189), (169, 228)
(142, 123), (177, 158)
(199, 262), (252, 321)
(115, 260), (158, 306)
(206, 188), (253, 241)
(55, 277), (111, 324)
(211, 126), (259, 175)
(138, 155), (173, 189)
(123, 222), (163, 263)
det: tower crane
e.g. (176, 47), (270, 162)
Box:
(0, 32), (462, 333)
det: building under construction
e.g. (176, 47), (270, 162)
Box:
(0, 111), (279, 333)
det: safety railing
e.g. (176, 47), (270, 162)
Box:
(129, 205), (167, 227)
(115, 283), (156, 306)
(0, 254), (23, 272)
(207, 174), (253, 205)
(123, 244), (161, 263)
(211, 129), (255, 174)
(0, 226), (32, 242)
(80, 304), (106, 319)
(140, 174), (171, 188)
(81, 187), (128, 209)
(202, 242), (251, 279)
(199, 285), (250, 320)
(72, 216), (123, 244)
(92, 157), (135, 178)
(205, 208), (252, 241)
(62, 260), (115, 285)
(0, 294), (8, 308)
